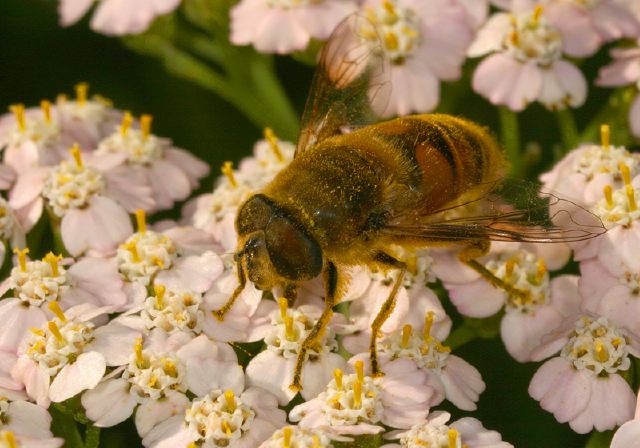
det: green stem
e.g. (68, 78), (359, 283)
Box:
(584, 430), (614, 448)
(555, 108), (579, 155)
(85, 424), (101, 448)
(499, 107), (522, 177)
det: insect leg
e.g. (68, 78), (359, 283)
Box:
(211, 262), (247, 321)
(458, 240), (529, 301)
(369, 252), (407, 377)
(290, 261), (339, 392)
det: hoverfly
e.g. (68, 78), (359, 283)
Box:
(214, 14), (605, 391)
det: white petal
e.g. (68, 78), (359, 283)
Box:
(81, 378), (138, 427)
(49, 352), (106, 402)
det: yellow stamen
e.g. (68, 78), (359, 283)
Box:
(221, 161), (238, 188)
(70, 143), (83, 168)
(385, 32), (399, 51)
(13, 247), (29, 272)
(4, 431), (16, 448)
(285, 316), (296, 341)
(532, 5), (543, 25)
(383, 0), (396, 16)
(612, 337), (622, 348)
(334, 368), (343, 390)
(48, 301), (66, 322)
(140, 114), (153, 140)
(283, 427), (292, 448)
(448, 428), (459, 448)
(43, 252), (61, 277)
(154, 284), (166, 309)
(40, 100), (52, 124)
(135, 209), (147, 234)
(627, 185), (637, 211)
(594, 340), (609, 363)
(224, 389), (236, 413)
(120, 111), (133, 136)
(122, 241), (141, 263)
(48, 321), (64, 342)
(187, 444), (197, 448)
(353, 380), (362, 409)
(355, 359), (364, 382)
(536, 258), (547, 283)
(151, 256), (164, 268)
(9, 104), (26, 133)
(30, 327), (45, 336)
(263, 128), (284, 162)
(509, 30), (519, 46)
(148, 375), (158, 388)
(600, 124), (610, 150)
(164, 359), (177, 377)
(134, 337), (144, 367)
(435, 341), (452, 353)
(312, 435), (320, 448)
(221, 420), (233, 435)
(604, 185), (614, 208)
(620, 162), (632, 186)
(505, 259), (516, 280)
(423, 311), (434, 342)
(401, 324), (412, 349)
(75, 82), (89, 106)
(278, 297), (288, 320)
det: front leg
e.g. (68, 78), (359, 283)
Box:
(369, 251), (407, 376)
(290, 261), (339, 392)
(212, 262), (247, 321)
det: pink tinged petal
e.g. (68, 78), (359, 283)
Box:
(630, 95), (640, 138)
(230, 0), (272, 45)
(611, 419), (640, 448)
(61, 196), (133, 257)
(538, 61), (587, 110)
(8, 168), (47, 209)
(385, 65), (440, 116)
(141, 416), (192, 448)
(598, 225), (640, 273)
(14, 198), (44, 233)
(91, 0), (179, 36)
(430, 249), (479, 283)
(448, 279), (505, 318)
(86, 323), (141, 366)
(66, 257), (127, 310)
(597, 51), (640, 87)
(473, 54), (542, 111)
(49, 352), (106, 402)
(253, 10), (310, 54)
(592, 2), (640, 41)
(570, 375), (636, 434)
(104, 165), (155, 213)
(528, 357), (590, 423)
(59, 0), (95, 25)
(155, 251), (223, 293)
(135, 391), (189, 438)
(501, 306), (563, 363)
(0, 301), (47, 352)
(450, 417), (513, 447)
(549, 275), (581, 317)
(163, 148), (209, 188)
(161, 226), (220, 256)
(0, 164), (16, 190)
(301, 353), (347, 402)
(82, 378), (138, 427)
(6, 400), (54, 438)
(456, 0), (489, 28)
(440, 355), (485, 411)
(467, 13), (512, 56)
(5, 142), (41, 173)
(150, 160), (191, 209)
(546, 2), (601, 57)
(12, 358), (50, 408)
(246, 353), (297, 405)
(579, 260), (619, 313)
(292, 0), (356, 40)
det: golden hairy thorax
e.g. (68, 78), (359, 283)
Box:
(261, 113), (506, 263)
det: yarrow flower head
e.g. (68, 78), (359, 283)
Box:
(469, 5), (587, 111)
(529, 314), (640, 433)
(383, 411), (514, 448)
(140, 284), (204, 334)
(246, 301), (346, 404)
(259, 426), (337, 448)
(359, 0), (474, 116)
(0, 399), (63, 448)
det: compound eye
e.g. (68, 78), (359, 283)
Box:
(236, 194), (275, 236)
(265, 216), (323, 281)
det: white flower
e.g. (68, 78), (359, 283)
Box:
(0, 399), (63, 448)
(259, 426), (341, 448)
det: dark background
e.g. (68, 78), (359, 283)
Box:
(0, 1), (609, 447)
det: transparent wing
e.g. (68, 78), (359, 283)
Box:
(295, 13), (391, 156)
(381, 179), (606, 243)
